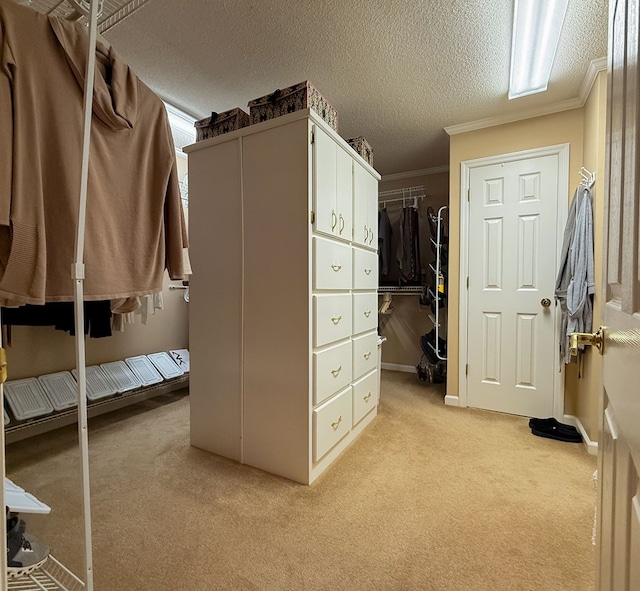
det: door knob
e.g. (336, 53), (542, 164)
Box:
(540, 298), (551, 307)
(569, 326), (605, 357)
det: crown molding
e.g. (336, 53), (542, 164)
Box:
(381, 165), (450, 182)
(578, 56), (608, 103)
(445, 57), (607, 136)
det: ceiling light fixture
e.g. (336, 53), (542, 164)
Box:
(508, 0), (570, 99)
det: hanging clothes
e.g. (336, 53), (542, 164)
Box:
(378, 208), (392, 276)
(0, 0), (189, 307)
(396, 206), (421, 284)
(555, 186), (595, 363)
(1, 301), (113, 339)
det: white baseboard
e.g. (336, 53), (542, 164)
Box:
(444, 395), (459, 406)
(381, 362), (415, 373)
(564, 414), (598, 456)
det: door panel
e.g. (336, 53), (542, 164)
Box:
(467, 154), (559, 417)
(597, 0), (640, 588)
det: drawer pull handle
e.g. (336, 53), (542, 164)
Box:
(331, 315), (342, 324)
(364, 268), (372, 275)
(339, 214), (345, 235)
(330, 366), (342, 377)
(364, 392), (372, 402)
(331, 211), (337, 231)
(364, 310), (372, 317)
(363, 351), (371, 360)
(331, 416), (343, 430)
(331, 263), (342, 272)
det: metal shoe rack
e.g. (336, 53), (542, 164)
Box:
(8, 557), (85, 591)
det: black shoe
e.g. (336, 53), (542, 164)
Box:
(531, 427), (583, 443)
(6, 514), (49, 578)
(529, 417), (579, 435)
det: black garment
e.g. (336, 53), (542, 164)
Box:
(2, 301), (112, 338)
(378, 208), (392, 276)
(397, 206), (421, 284)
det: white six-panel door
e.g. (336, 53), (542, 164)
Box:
(597, 0), (640, 587)
(466, 152), (562, 417)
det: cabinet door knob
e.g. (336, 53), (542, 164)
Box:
(364, 225), (368, 242)
(363, 351), (371, 360)
(331, 416), (343, 430)
(364, 310), (372, 317)
(364, 268), (372, 275)
(331, 263), (342, 272)
(339, 214), (345, 235)
(330, 365), (342, 377)
(331, 315), (342, 324)
(331, 211), (337, 231)
(363, 392), (372, 402)
(368, 228), (374, 245)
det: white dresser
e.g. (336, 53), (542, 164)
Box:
(185, 109), (380, 484)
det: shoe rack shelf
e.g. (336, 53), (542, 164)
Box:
(8, 555), (85, 590)
(5, 375), (189, 445)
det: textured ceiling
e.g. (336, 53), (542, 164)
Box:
(30, 0), (612, 175)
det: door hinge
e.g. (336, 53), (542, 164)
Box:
(466, 276), (469, 289)
(311, 129), (315, 144)
(310, 211), (315, 224)
(467, 188), (470, 201)
(465, 364), (469, 376)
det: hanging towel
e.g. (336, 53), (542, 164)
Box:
(555, 187), (595, 363)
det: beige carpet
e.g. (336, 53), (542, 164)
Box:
(6, 370), (597, 591)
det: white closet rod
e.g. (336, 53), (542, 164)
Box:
(71, 0), (99, 589)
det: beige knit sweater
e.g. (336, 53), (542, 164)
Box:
(0, 0), (188, 306)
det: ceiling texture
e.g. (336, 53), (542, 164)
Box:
(20, 0), (609, 176)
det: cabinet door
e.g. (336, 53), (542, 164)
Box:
(313, 126), (338, 237)
(336, 145), (353, 241)
(353, 160), (378, 249)
(313, 126), (353, 243)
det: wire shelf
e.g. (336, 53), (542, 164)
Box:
(8, 556), (84, 590)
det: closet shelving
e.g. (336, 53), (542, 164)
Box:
(3, 1), (158, 589)
(5, 376), (188, 445)
(377, 187), (426, 311)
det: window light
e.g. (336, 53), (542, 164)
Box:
(509, 0), (570, 99)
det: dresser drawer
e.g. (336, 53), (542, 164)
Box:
(352, 370), (378, 427)
(353, 292), (377, 335)
(313, 386), (352, 462)
(313, 236), (352, 290)
(352, 331), (378, 379)
(353, 247), (378, 290)
(313, 294), (352, 347)
(313, 341), (353, 406)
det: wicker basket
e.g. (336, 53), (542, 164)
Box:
(195, 108), (251, 141)
(247, 81), (338, 131)
(346, 136), (373, 166)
